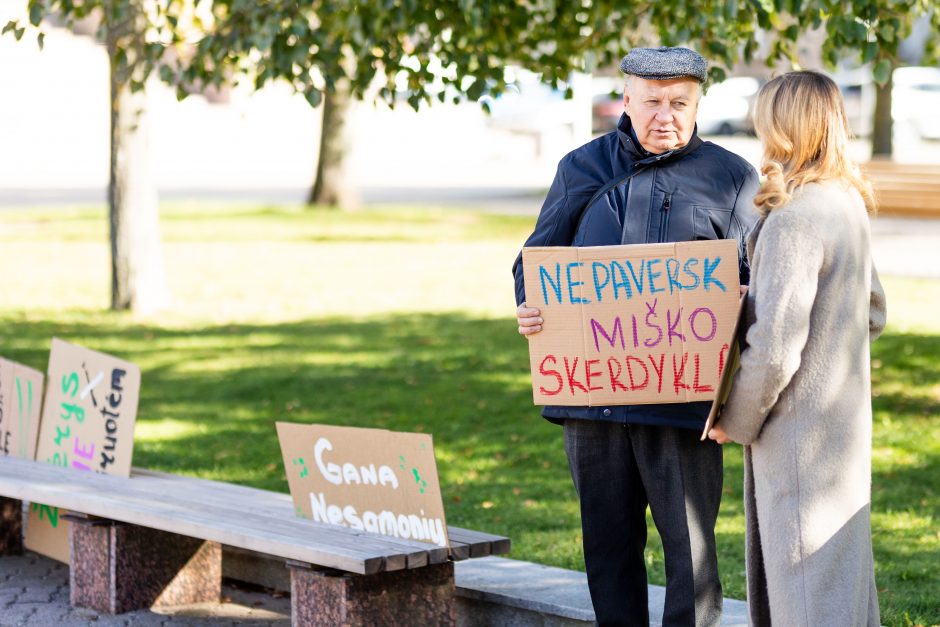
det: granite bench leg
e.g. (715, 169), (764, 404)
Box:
(288, 560), (456, 627)
(66, 514), (221, 614)
(0, 497), (23, 555)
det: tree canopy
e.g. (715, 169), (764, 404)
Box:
(159, 0), (940, 107)
(6, 1), (939, 107)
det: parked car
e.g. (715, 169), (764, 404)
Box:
(837, 65), (940, 139)
(892, 66), (940, 140)
(696, 76), (762, 136)
(481, 68), (579, 135)
(479, 68), (586, 156)
(591, 77), (624, 133)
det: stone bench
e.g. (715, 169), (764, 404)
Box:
(0, 455), (509, 625)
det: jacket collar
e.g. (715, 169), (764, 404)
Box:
(616, 113), (702, 166)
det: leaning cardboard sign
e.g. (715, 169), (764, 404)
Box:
(522, 239), (741, 416)
(0, 357), (44, 461)
(277, 422), (449, 548)
(27, 338), (142, 563)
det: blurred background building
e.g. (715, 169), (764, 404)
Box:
(2, 2), (938, 209)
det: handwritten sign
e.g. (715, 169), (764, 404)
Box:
(34, 338), (141, 477)
(0, 357), (66, 562)
(522, 239), (741, 407)
(0, 357), (44, 460)
(25, 504), (70, 563)
(27, 338), (142, 562)
(276, 422), (449, 547)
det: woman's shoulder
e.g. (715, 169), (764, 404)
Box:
(786, 179), (851, 204)
(759, 180), (868, 258)
(772, 180), (865, 226)
(786, 180), (863, 212)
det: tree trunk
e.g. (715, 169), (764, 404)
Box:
(107, 14), (169, 313)
(307, 83), (358, 209)
(871, 72), (893, 158)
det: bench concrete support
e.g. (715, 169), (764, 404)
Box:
(0, 496), (23, 555)
(288, 560), (456, 627)
(68, 514), (221, 613)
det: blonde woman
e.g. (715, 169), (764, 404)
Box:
(707, 71), (886, 626)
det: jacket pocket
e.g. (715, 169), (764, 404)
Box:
(657, 193), (673, 242)
(692, 205), (734, 240)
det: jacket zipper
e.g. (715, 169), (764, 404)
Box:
(658, 194), (672, 242)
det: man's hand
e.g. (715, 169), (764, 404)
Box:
(739, 284), (748, 297)
(707, 424), (735, 445)
(517, 303), (543, 336)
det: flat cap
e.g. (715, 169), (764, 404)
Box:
(619, 46), (707, 82)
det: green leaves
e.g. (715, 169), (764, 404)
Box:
(5, 0), (936, 117)
(465, 77), (486, 101)
(304, 88), (323, 108)
(28, 2), (43, 27)
(873, 58), (893, 85)
(2, 18), (25, 41)
(159, 64), (175, 84)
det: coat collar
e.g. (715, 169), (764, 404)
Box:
(616, 113), (703, 166)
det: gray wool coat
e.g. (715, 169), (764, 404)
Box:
(718, 181), (887, 627)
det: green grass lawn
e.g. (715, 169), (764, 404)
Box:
(1, 204), (937, 626)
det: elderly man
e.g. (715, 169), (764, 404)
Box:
(512, 47), (759, 626)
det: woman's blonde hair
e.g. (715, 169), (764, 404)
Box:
(752, 70), (876, 215)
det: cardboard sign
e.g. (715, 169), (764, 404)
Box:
(25, 503), (70, 564)
(522, 239), (741, 407)
(28, 338), (142, 562)
(0, 357), (44, 460)
(34, 338), (141, 476)
(700, 296), (744, 440)
(277, 422), (449, 547)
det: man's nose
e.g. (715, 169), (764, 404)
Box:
(655, 105), (673, 122)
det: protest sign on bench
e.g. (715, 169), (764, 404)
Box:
(0, 357), (44, 461)
(0, 357), (44, 554)
(0, 454), (509, 624)
(277, 422), (450, 548)
(26, 338), (141, 563)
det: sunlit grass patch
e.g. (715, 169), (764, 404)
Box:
(0, 203), (935, 625)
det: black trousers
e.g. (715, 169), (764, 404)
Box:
(563, 419), (723, 627)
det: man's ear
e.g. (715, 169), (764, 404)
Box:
(622, 90), (630, 111)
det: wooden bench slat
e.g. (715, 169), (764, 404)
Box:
(128, 468), (486, 563)
(127, 468), (454, 565)
(0, 457), (400, 574)
(0, 458), (512, 574)
(124, 478), (430, 568)
(447, 527), (512, 557)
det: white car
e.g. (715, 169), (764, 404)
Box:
(892, 66), (940, 140)
(837, 65), (940, 139)
(696, 77), (762, 136)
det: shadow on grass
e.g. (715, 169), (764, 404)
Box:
(870, 332), (940, 516)
(0, 311), (573, 540)
(1, 314), (934, 619)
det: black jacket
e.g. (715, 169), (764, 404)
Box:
(512, 114), (760, 430)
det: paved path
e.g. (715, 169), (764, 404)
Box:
(0, 552), (290, 626)
(869, 216), (940, 279)
(1, 550), (750, 626)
